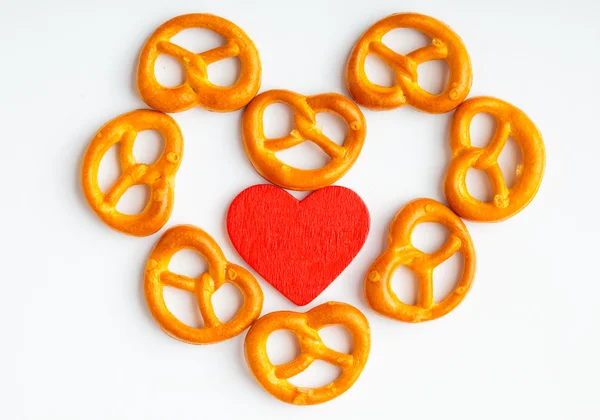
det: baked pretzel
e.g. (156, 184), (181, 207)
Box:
(365, 198), (476, 322)
(242, 90), (366, 190)
(444, 97), (545, 222)
(244, 302), (370, 405)
(145, 225), (263, 344)
(137, 13), (261, 113)
(346, 13), (472, 113)
(81, 109), (183, 236)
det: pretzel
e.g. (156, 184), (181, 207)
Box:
(137, 13), (261, 113)
(346, 13), (472, 113)
(144, 224), (263, 344)
(365, 198), (476, 322)
(242, 90), (366, 190)
(81, 109), (183, 236)
(244, 302), (370, 405)
(444, 97), (545, 222)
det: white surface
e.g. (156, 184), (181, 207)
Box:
(2, 0), (599, 419)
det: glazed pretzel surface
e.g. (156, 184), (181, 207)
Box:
(346, 13), (472, 113)
(444, 96), (545, 222)
(244, 302), (370, 405)
(137, 13), (261, 113)
(145, 225), (263, 344)
(365, 198), (476, 322)
(81, 109), (183, 236)
(242, 90), (366, 190)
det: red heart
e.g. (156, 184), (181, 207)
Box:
(227, 184), (370, 306)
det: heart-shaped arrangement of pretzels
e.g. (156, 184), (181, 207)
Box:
(81, 12), (545, 406)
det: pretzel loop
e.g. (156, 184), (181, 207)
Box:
(242, 90), (366, 190)
(81, 110), (183, 236)
(244, 302), (370, 405)
(145, 225), (263, 344)
(346, 13), (472, 113)
(137, 13), (261, 113)
(365, 198), (476, 322)
(444, 97), (545, 222)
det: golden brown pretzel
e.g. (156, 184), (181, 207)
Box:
(444, 96), (545, 222)
(137, 13), (261, 113)
(346, 13), (472, 113)
(145, 224), (263, 344)
(244, 302), (370, 405)
(81, 109), (183, 236)
(365, 198), (476, 322)
(242, 89), (366, 190)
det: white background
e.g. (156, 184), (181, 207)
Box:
(2, 0), (599, 419)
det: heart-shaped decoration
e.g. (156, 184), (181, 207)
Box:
(227, 184), (370, 305)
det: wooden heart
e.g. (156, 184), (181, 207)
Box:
(227, 184), (370, 305)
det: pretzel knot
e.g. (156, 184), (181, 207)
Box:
(444, 96), (545, 222)
(144, 225), (263, 344)
(242, 89), (366, 190)
(346, 13), (472, 113)
(244, 302), (370, 405)
(365, 198), (476, 322)
(137, 13), (261, 113)
(81, 110), (183, 236)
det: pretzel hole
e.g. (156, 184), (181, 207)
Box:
(170, 28), (226, 54)
(466, 168), (494, 202)
(267, 330), (300, 365)
(417, 60), (449, 95)
(154, 54), (185, 87)
(316, 112), (349, 146)
(207, 57), (241, 87)
(275, 142), (331, 170)
(287, 361), (342, 388)
(433, 252), (464, 303)
(390, 265), (418, 305)
(169, 249), (208, 278)
(163, 286), (204, 328)
(382, 28), (430, 55)
(98, 144), (121, 193)
(318, 326), (353, 354)
(116, 184), (150, 215)
(470, 113), (497, 148)
(263, 103), (294, 138)
(211, 283), (243, 323)
(498, 136), (523, 188)
(364, 54), (395, 87)
(412, 223), (450, 254)
(133, 130), (165, 165)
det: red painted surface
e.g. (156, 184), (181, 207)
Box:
(227, 184), (370, 306)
